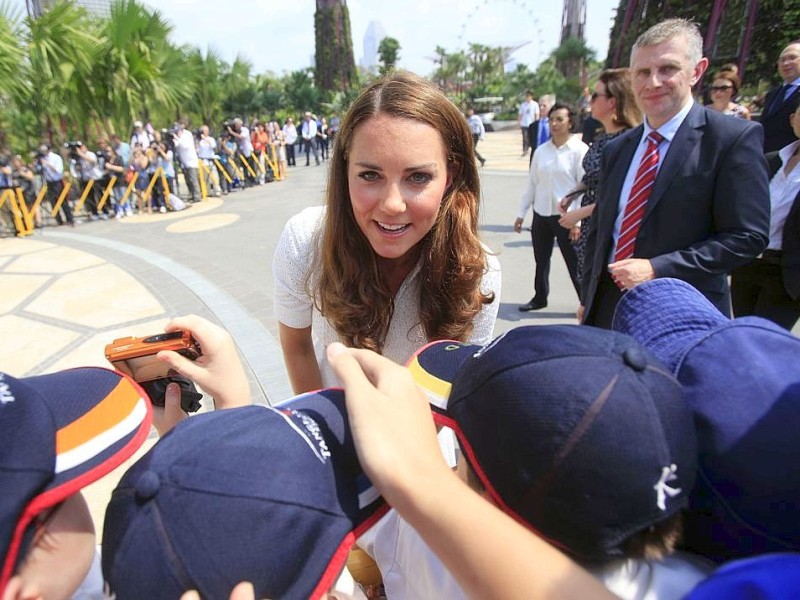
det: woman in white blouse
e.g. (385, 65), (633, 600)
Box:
(273, 71), (501, 393)
(514, 103), (588, 311)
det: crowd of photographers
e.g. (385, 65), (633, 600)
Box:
(0, 112), (339, 236)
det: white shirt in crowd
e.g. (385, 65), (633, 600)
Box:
(518, 98), (541, 128)
(197, 135), (217, 160)
(238, 126), (253, 157)
(768, 140), (800, 250)
(518, 134), (588, 219)
(283, 123), (298, 145)
(130, 130), (151, 148)
(174, 129), (199, 169)
(302, 119), (318, 140)
(468, 114), (485, 138)
(42, 151), (64, 182)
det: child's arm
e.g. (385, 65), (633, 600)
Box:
(328, 343), (617, 600)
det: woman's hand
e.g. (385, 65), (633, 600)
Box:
(559, 211), (581, 229)
(156, 315), (251, 409)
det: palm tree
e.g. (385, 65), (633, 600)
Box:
(94, 0), (193, 135)
(24, 1), (102, 143)
(0, 4), (25, 148)
(188, 46), (226, 126)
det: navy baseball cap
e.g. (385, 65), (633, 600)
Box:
(1, 368), (153, 590)
(407, 325), (697, 563)
(102, 389), (388, 600)
(614, 278), (800, 560)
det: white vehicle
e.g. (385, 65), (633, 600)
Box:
(473, 96), (504, 132)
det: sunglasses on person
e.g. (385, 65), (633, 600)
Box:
(710, 85), (734, 92)
(590, 91), (611, 101)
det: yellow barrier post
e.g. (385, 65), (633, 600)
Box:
(197, 162), (208, 200)
(160, 170), (172, 209)
(32, 183), (48, 218)
(15, 188), (34, 235)
(142, 168), (163, 213)
(120, 173), (138, 210)
(264, 147), (280, 181)
(97, 177), (117, 212)
(213, 158), (233, 184)
(51, 181), (71, 218)
(240, 154), (257, 179)
(75, 180), (95, 212)
(4, 189), (30, 236)
(228, 156), (245, 182)
(253, 151), (266, 175)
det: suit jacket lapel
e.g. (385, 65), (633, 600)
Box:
(644, 104), (704, 221)
(598, 127), (640, 237)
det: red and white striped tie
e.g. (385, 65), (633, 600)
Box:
(614, 130), (664, 262)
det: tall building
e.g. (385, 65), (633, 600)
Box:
(362, 20), (386, 72)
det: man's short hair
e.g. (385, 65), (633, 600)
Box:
(632, 18), (703, 66)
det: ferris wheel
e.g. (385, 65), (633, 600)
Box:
(457, 0), (546, 68)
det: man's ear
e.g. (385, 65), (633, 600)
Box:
(692, 57), (710, 86)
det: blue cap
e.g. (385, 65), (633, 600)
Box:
(614, 278), (800, 560)
(685, 553), (800, 599)
(407, 325), (696, 562)
(0, 368), (152, 590)
(102, 389), (387, 600)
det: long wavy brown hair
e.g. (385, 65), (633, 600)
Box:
(312, 70), (494, 352)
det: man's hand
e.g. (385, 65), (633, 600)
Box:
(513, 217), (524, 233)
(607, 258), (655, 291)
(576, 303), (585, 322)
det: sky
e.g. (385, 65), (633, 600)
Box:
(9, 0), (620, 75)
(150, 0), (620, 76)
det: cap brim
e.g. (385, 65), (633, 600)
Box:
(1, 367), (152, 589)
(612, 278), (728, 373)
(406, 340), (480, 415)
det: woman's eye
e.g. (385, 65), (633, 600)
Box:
(409, 172), (433, 184)
(358, 171), (380, 182)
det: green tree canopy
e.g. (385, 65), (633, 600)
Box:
(378, 36), (401, 75)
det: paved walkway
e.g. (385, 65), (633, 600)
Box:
(0, 126), (666, 536)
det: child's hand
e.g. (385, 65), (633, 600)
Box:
(327, 343), (449, 511)
(156, 315), (251, 409)
(151, 382), (187, 437)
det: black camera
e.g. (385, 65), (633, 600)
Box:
(64, 141), (83, 160)
(96, 149), (109, 161)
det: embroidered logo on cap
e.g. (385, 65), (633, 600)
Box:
(654, 464), (682, 510)
(278, 407), (332, 464)
(0, 374), (14, 405)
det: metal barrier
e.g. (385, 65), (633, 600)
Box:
(0, 188), (30, 236)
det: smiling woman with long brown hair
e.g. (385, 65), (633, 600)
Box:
(273, 71), (500, 393)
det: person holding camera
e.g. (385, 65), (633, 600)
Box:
(75, 143), (107, 220)
(227, 118), (257, 188)
(154, 141), (178, 212)
(197, 125), (221, 197)
(173, 121), (201, 203)
(36, 144), (74, 226)
(301, 111), (321, 166)
(11, 155), (38, 227)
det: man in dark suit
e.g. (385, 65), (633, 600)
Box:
(527, 94), (554, 165)
(580, 18), (770, 328)
(731, 102), (800, 330)
(760, 41), (800, 154)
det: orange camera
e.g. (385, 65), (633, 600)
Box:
(105, 331), (201, 383)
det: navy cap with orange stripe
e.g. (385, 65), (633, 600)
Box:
(0, 368), (153, 590)
(407, 325), (697, 563)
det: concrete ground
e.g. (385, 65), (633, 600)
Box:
(4, 125), (749, 538)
